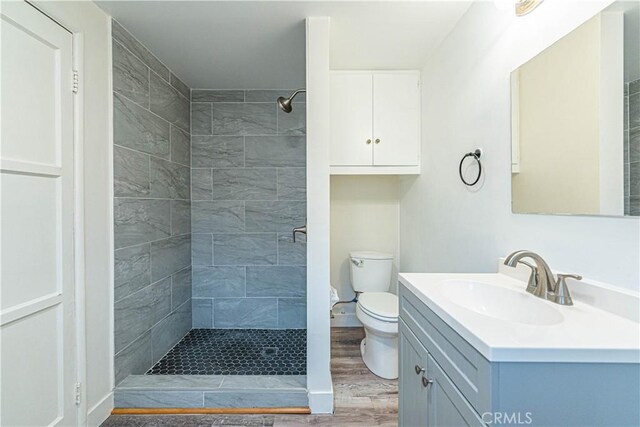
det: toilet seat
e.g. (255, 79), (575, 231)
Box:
(358, 292), (398, 322)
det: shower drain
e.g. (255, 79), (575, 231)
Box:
(261, 347), (278, 358)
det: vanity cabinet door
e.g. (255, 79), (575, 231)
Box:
(399, 324), (429, 427)
(426, 354), (485, 427)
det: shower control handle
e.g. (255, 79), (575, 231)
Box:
(292, 225), (307, 243)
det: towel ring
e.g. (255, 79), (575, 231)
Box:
(459, 149), (482, 186)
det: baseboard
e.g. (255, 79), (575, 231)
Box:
(308, 388), (334, 414)
(330, 313), (361, 327)
(87, 391), (114, 426)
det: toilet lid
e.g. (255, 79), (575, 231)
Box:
(350, 251), (394, 260)
(358, 292), (399, 321)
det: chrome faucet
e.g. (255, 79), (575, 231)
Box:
(504, 250), (581, 306)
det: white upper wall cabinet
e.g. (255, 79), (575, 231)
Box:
(330, 73), (374, 166)
(330, 71), (421, 174)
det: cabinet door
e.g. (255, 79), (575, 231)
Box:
(330, 73), (373, 166)
(426, 354), (485, 427)
(399, 324), (428, 427)
(373, 73), (420, 166)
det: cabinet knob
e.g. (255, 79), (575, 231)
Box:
(414, 365), (425, 375)
(422, 377), (433, 387)
(375, 138), (381, 144)
(366, 139), (372, 145)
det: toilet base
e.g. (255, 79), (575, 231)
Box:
(360, 333), (398, 380)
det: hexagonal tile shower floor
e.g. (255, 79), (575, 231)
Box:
(147, 329), (306, 375)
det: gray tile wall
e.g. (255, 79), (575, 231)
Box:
(625, 79), (640, 215)
(113, 20), (192, 385)
(190, 90), (307, 329)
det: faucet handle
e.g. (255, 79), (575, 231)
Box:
(557, 273), (582, 281)
(549, 274), (581, 306)
(517, 260), (539, 294)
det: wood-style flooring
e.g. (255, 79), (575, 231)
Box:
(102, 327), (398, 426)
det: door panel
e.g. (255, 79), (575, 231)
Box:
(427, 354), (484, 427)
(373, 73), (420, 166)
(1, 173), (60, 309)
(399, 322), (428, 427)
(330, 73), (373, 166)
(1, 1), (76, 426)
(2, 307), (63, 426)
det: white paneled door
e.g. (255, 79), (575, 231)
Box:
(1, 1), (78, 426)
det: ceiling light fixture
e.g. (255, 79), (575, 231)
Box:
(516, 0), (543, 16)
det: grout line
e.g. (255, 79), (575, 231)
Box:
(169, 199), (173, 235)
(114, 88), (188, 134)
(210, 233), (216, 266)
(115, 232), (191, 252)
(116, 195), (190, 201)
(191, 133), (300, 137)
(170, 273), (174, 310)
(169, 124), (173, 163)
(113, 143), (170, 167)
(210, 102), (214, 135)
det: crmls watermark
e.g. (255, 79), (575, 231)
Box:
(481, 412), (533, 425)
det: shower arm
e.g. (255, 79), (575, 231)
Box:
(288, 89), (306, 101)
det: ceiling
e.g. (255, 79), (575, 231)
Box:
(96, 1), (472, 89)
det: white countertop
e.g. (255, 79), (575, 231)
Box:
(398, 272), (640, 363)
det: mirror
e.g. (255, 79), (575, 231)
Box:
(511, 1), (640, 217)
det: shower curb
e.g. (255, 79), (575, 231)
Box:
(114, 375), (308, 409)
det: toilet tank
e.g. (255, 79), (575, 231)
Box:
(349, 251), (394, 293)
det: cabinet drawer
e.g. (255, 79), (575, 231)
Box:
(399, 284), (493, 415)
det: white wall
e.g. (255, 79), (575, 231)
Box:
(306, 16), (334, 414)
(399, 0), (640, 292)
(330, 176), (400, 323)
(32, 1), (114, 424)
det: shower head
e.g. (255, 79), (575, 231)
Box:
(277, 89), (305, 113)
(277, 96), (293, 113)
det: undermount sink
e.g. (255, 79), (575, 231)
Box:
(439, 279), (564, 326)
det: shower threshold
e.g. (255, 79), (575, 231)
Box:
(114, 374), (308, 410)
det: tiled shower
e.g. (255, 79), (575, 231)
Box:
(190, 89), (307, 329)
(112, 20), (307, 386)
(112, 20), (192, 384)
(625, 79), (640, 215)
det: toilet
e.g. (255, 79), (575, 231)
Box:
(350, 251), (399, 379)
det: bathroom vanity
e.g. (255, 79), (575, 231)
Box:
(398, 272), (640, 427)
